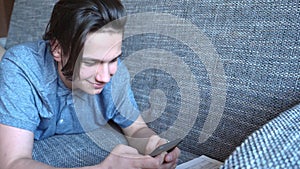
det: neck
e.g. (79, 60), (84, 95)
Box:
(57, 62), (72, 89)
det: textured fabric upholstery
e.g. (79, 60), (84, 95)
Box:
(3, 0), (300, 167)
(32, 125), (198, 167)
(5, 0), (57, 49)
(221, 103), (300, 169)
(120, 0), (300, 161)
(32, 132), (109, 167)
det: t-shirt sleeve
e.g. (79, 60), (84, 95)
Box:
(109, 61), (141, 128)
(111, 85), (140, 128)
(0, 47), (41, 132)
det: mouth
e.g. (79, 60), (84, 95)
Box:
(93, 83), (105, 89)
(86, 80), (105, 89)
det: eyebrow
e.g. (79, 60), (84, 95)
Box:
(82, 52), (122, 63)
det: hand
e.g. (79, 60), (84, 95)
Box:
(162, 147), (180, 169)
(145, 136), (181, 169)
(98, 144), (164, 169)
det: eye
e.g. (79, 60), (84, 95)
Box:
(110, 57), (118, 63)
(110, 53), (122, 63)
(82, 60), (97, 66)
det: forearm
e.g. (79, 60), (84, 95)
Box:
(6, 158), (57, 169)
(4, 158), (99, 169)
(125, 126), (157, 154)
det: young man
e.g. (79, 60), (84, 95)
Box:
(0, 0), (180, 168)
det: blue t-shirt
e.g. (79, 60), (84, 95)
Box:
(0, 40), (140, 140)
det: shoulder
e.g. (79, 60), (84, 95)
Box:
(2, 40), (55, 74)
(0, 40), (57, 88)
(3, 40), (51, 65)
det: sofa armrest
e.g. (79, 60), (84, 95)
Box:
(0, 45), (5, 60)
(221, 103), (300, 168)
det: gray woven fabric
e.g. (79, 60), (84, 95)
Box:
(120, 0), (300, 161)
(221, 103), (300, 169)
(33, 132), (109, 167)
(32, 125), (199, 167)
(4, 0), (300, 166)
(32, 125), (125, 167)
(5, 0), (57, 49)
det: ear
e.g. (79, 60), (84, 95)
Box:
(50, 40), (62, 62)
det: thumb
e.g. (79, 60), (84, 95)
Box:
(156, 151), (167, 164)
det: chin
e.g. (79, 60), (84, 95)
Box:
(74, 81), (103, 95)
(93, 88), (103, 95)
(80, 88), (103, 95)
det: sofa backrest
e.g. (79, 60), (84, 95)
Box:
(5, 0), (56, 49)
(120, 0), (300, 161)
(5, 0), (300, 161)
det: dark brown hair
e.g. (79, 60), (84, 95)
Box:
(43, 0), (126, 80)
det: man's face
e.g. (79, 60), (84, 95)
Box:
(72, 31), (123, 95)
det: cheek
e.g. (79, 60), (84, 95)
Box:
(79, 66), (96, 79)
(109, 62), (118, 75)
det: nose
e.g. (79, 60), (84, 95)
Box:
(95, 63), (111, 83)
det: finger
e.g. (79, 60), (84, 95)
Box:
(160, 158), (178, 169)
(111, 144), (147, 160)
(159, 138), (168, 144)
(132, 155), (162, 168)
(154, 151), (167, 163)
(111, 145), (163, 168)
(148, 135), (161, 148)
(145, 135), (162, 154)
(165, 147), (181, 162)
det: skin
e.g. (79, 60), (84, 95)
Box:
(0, 31), (180, 169)
(69, 32), (122, 95)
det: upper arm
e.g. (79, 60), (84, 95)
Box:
(0, 48), (42, 132)
(0, 124), (34, 168)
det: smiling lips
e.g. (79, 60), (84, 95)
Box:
(86, 80), (105, 89)
(92, 82), (105, 89)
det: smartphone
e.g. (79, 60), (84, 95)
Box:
(149, 138), (182, 157)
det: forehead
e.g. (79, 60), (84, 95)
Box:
(83, 31), (123, 59)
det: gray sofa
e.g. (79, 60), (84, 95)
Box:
(1, 0), (299, 168)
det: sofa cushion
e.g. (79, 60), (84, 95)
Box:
(33, 132), (109, 168)
(221, 103), (300, 168)
(33, 125), (199, 167)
